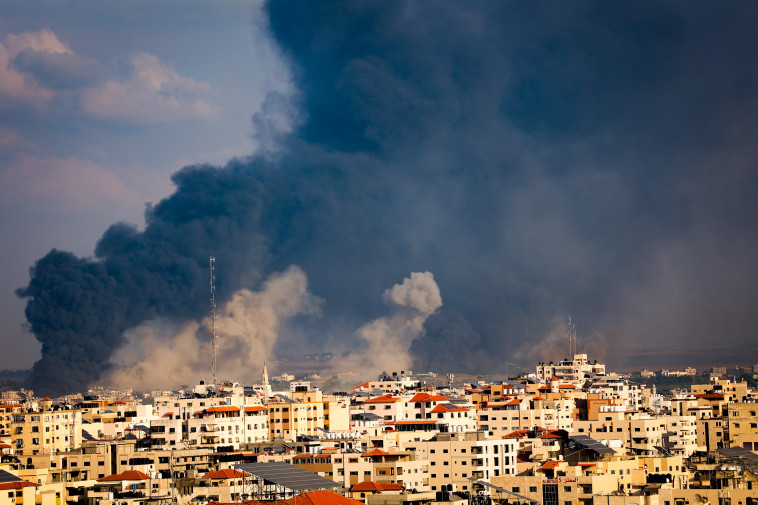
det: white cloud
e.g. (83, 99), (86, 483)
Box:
(0, 29), (67, 104)
(81, 52), (217, 122)
(4, 29), (71, 58)
(0, 29), (216, 123)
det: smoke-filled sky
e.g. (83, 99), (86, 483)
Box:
(4, 1), (758, 394)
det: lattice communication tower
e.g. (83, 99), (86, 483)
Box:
(210, 256), (218, 385)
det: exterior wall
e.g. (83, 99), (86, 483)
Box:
(11, 408), (83, 456)
(572, 414), (698, 457)
(726, 402), (758, 449)
(360, 397), (404, 422)
(696, 417), (725, 452)
(536, 354), (606, 381)
(409, 433), (517, 494)
(479, 398), (574, 436)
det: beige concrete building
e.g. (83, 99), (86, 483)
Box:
(478, 397), (574, 436)
(726, 402), (758, 449)
(11, 404), (82, 457)
(572, 411), (698, 457)
(536, 354), (606, 382)
(267, 389), (349, 440)
(406, 432), (517, 494)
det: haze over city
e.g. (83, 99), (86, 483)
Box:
(2, 1), (758, 396)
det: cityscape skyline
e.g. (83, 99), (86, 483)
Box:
(3, 1), (758, 396)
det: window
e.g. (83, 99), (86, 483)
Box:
(564, 486), (571, 492)
(512, 487), (520, 493)
(529, 486), (537, 493)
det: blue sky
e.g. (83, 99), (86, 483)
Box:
(0, 1), (291, 368)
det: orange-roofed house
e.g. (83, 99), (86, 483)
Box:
(348, 481), (404, 500)
(361, 395), (404, 423)
(92, 470), (155, 501)
(0, 469), (38, 505)
(198, 468), (250, 503)
(402, 393), (475, 433)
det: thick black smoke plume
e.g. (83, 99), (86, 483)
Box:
(19, 1), (758, 395)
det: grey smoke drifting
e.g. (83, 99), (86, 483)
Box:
(18, 1), (758, 395)
(336, 272), (441, 383)
(105, 266), (320, 391)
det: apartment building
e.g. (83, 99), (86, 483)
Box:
(478, 397), (574, 436)
(726, 402), (758, 449)
(572, 410), (698, 456)
(359, 395), (404, 422)
(406, 432), (517, 494)
(11, 405), (83, 457)
(536, 354), (606, 382)
(401, 393), (475, 433)
(267, 389), (350, 440)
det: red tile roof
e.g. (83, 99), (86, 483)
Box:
(244, 406), (268, 412)
(283, 491), (365, 505)
(202, 469), (249, 479)
(538, 432), (563, 439)
(430, 404), (469, 413)
(410, 392), (450, 403)
(98, 470), (150, 482)
(540, 460), (561, 470)
(361, 448), (389, 457)
(392, 420), (437, 425)
(558, 385), (576, 389)
(354, 381), (372, 390)
(207, 406), (240, 413)
(0, 481), (37, 490)
(351, 481), (404, 492)
(363, 395), (400, 404)
(694, 394), (724, 400)
(503, 430), (531, 439)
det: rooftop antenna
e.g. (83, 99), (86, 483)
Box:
(210, 256), (218, 385)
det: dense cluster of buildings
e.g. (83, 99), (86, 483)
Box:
(1, 354), (758, 505)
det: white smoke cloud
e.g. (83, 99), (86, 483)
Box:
(104, 265), (321, 391)
(335, 271), (442, 383)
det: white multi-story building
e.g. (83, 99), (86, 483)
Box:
(406, 432), (518, 494)
(536, 353), (605, 381)
(478, 397), (574, 436)
(401, 393), (476, 433)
